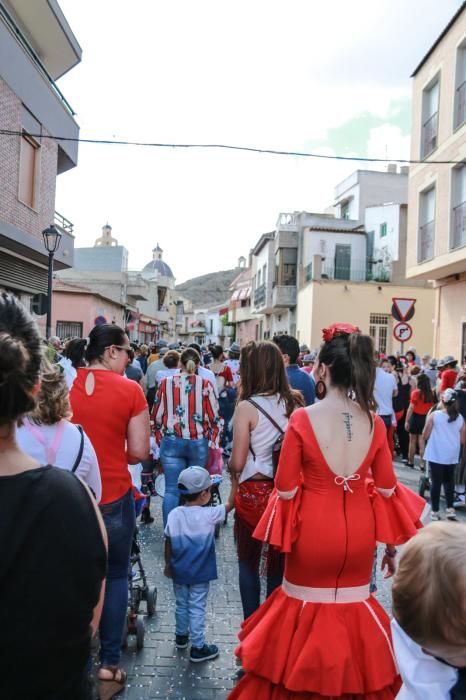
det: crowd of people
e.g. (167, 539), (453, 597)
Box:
(1, 293), (466, 700)
(373, 348), (466, 521)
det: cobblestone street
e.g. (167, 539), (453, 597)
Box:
(113, 460), (466, 700)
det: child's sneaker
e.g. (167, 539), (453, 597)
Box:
(189, 643), (219, 663)
(446, 508), (458, 521)
(175, 634), (189, 649)
(430, 511), (441, 521)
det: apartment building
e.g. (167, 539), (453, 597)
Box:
(0, 0), (80, 315)
(406, 2), (466, 360)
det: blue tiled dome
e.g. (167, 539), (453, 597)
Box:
(142, 259), (174, 277)
(142, 243), (174, 278)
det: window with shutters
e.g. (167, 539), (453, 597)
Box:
(18, 131), (40, 209)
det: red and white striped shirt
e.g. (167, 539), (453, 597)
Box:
(152, 373), (222, 448)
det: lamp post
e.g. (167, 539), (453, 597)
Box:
(42, 224), (62, 339)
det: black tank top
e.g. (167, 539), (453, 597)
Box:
(0, 466), (107, 700)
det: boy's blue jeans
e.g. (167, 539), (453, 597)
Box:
(160, 436), (209, 526)
(173, 582), (209, 648)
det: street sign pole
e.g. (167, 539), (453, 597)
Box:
(391, 298), (416, 357)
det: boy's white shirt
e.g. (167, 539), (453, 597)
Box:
(391, 619), (458, 699)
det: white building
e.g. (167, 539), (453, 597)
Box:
(334, 167), (409, 223)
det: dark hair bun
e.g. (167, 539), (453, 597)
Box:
(0, 293), (42, 425)
(0, 332), (29, 379)
(0, 332), (36, 425)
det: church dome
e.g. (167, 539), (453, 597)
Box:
(142, 243), (174, 278)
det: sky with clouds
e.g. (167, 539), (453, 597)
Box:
(55, 0), (463, 283)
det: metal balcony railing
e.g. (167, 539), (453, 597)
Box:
(452, 201), (466, 249)
(418, 220), (435, 262)
(254, 283), (266, 307)
(321, 259), (390, 282)
(455, 81), (466, 129)
(421, 112), (438, 158)
(54, 211), (74, 234)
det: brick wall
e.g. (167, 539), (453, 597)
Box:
(0, 78), (58, 240)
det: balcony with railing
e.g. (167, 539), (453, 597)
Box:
(276, 213), (299, 232)
(253, 283), (266, 307)
(452, 201), (466, 249)
(272, 285), (297, 308)
(54, 211), (74, 235)
(455, 81), (466, 129)
(320, 258), (390, 283)
(418, 220), (435, 262)
(421, 112), (438, 158)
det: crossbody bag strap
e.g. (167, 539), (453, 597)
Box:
(247, 398), (285, 435)
(71, 425), (85, 473)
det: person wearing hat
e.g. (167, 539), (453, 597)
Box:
(301, 352), (316, 376)
(164, 466), (234, 663)
(225, 342), (241, 385)
(438, 356), (458, 393)
(145, 347), (169, 411)
(423, 388), (466, 521)
(423, 358), (438, 391)
(298, 344), (309, 367)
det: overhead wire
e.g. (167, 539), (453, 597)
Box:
(0, 128), (464, 165)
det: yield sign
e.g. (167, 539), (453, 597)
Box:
(392, 297), (416, 322)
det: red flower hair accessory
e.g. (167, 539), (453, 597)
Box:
(322, 323), (361, 343)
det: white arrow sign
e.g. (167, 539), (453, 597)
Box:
(392, 297), (416, 321)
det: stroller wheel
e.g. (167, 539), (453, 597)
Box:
(419, 474), (430, 499)
(147, 586), (157, 616)
(136, 616), (145, 649)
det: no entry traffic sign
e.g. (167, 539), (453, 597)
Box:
(393, 322), (413, 342)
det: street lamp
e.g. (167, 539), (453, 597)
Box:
(42, 224), (62, 339)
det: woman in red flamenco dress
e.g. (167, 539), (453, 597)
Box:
(228, 324), (426, 700)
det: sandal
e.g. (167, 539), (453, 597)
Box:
(98, 667), (127, 700)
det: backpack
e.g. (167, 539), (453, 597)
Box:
(247, 398), (285, 476)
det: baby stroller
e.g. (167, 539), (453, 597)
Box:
(209, 473), (228, 538)
(122, 505), (157, 649)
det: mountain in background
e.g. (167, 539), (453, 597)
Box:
(175, 267), (241, 307)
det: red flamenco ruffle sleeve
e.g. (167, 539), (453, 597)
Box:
(367, 417), (427, 545)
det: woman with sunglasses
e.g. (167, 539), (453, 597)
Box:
(70, 324), (150, 700)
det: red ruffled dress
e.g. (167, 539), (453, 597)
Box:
(228, 409), (426, 700)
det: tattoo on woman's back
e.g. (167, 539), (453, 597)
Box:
(342, 412), (353, 441)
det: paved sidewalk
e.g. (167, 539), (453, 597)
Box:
(114, 461), (465, 700)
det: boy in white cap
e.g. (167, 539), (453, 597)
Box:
(164, 466), (234, 662)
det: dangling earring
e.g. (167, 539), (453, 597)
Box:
(315, 380), (327, 400)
